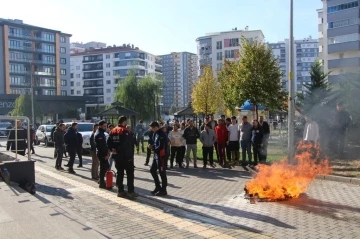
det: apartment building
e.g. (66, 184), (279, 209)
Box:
(70, 44), (161, 107)
(270, 37), (319, 92)
(160, 52), (197, 113)
(0, 18), (71, 96)
(196, 28), (265, 76)
(318, 0), (360, 83)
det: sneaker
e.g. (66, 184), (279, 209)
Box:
(144, 163), (149, 166)
(68, 169), (76, 174)
(64, 164), (69, 167)
(155, 191), (167, 197)
(31, 152), (35, 155)
(151, 187), (161, 195)
(203, 165), (206, 169)
(55, 165), (59, 170)
(194, 165), (198, 169)
(117, 191), (127, 198)
(58, 167), (65, 171)
(210, 164), (216, 168)
(99, 182), (106, 189)
(77, 165), (83, 168)
(127, 192), (139, 199)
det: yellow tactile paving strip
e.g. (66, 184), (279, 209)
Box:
(36, 164), (272, 239)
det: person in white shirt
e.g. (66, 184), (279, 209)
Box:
(303, 115), (320, 143)
(227, 116), (240, 164)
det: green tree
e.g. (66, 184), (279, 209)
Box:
(218, 38), (287, 119)
(10, 94), (42, 122)
(114, 70), (162, 121)
(191, 66), (221, 116)
(296, 60), (331, 119)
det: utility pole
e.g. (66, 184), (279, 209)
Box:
(288, 0), (295, 162)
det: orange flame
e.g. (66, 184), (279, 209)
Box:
(245, 141), (331, 200)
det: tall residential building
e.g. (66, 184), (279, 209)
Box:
(318, 0), (360, 83)
(196, 28), (265, 76)
(70, 44), (161, 107)
(0, 19), (71, 96)
(270, 37), (319, 92)
(160, 52), (197, 113)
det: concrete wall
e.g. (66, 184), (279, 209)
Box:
(60, 34), (71, 95)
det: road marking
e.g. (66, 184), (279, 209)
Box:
(35, 164), (271, 238)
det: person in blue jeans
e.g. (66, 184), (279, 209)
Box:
(239, 116), (253, 166)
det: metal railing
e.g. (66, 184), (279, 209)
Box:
(0, 116), (31, 161)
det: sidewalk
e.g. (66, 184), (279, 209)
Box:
(0, 181), (106, 238)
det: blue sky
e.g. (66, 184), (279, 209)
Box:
(1, 0), (322, 55)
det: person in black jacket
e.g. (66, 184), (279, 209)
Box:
(95, 121), (109, 188)
(251, 120), (264, 166)
(107, 116), (138, 199)
(52, 122), (59, 158)
(144, 128), (154, 166)
(54, 123), (66, 170)
(259, 116), (270, 161)
(90, 123), (99, 180)
(76, 131), (83, 167)
(149, 121), (168, 196)
(7, 120), (27, 156)
(333, 102), (352, 157)
(64, 122), (78, 174)
(28, 124), (36, 154)
(183, 120), (200, 168)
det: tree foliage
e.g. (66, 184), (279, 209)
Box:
(218, 37), (287, 119)
(296, 60), (331, 120)
(114, 70), (162, 121)
(191, 66), (221, 116)
(10, 94), (42, 122)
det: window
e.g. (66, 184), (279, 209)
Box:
(328, 33), (359, 44)
(60, 36), (66, 43)
(76, 66), (80, 70)
(106, 72), (111, 76)
(76, 82), (81, 86)
(106, 97), (111, 102)
(76, 74), (80, 78)
(229, 38), (239, 47)
(61, 90), (67, 96)
(106, 80), (111, 84)
(60, 47), (66, 53)
(327, 1), (358, 13)
(71, 90), (74, 95)
(225, 50), (235, 58)
(43, 33), (54, 42)
(70, 73), (74, 78)
(60, 58), (66, 64)
(61, 80), (67, 86)
(60, 69), (66, 75)
(216, 63), (223, 71)
(106, 55), (110, 59)
(216, 41), (222, 49)
(70, 81), (74, 87)
(106, 63), (110, 68)
(77, 90), (81, 95)
(106, 89), (111, 93)
(216, 52), (222, 61)
(328, 18), (359, 29)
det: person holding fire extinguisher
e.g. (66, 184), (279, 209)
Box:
(95, 120), (110, 189)
(107, 116), (138, 199)
(149, 121), (168, 196)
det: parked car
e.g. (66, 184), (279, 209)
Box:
(35, 125), (55, 147)
(0, 122), (11, 136)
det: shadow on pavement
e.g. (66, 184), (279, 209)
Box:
(36, 183), (74, 200)
(279, 194), (360, 221)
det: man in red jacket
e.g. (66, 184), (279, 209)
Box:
(215, 119), (228, 167)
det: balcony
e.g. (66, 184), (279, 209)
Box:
(155, 68), (162, 73)
(82, 56), (103, 63)
(83, 74), (103, 79)
(10, 81), (31, 87)
(83, 65), (103, 71)
(10, 70), (30, 75)
(8, 45), (33, 51)
(8, 33), (55, 42)
(34, 71), (56, 77)
(34, 83), (56, 88)
(83, 90), (104, 96)
(83, 83), (104, 88)
(34, 48), (55, 54)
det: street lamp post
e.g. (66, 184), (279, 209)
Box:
(27, 60), (35, 125)
(288, 0), (295, 162)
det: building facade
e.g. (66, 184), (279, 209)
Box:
(270, 37), (319, 92)
(0, 19), (71, 96)
(160, 52), (197, 113)
(196, 28), (265, 76)
(70, 41), (107, 54)
(70, 44), (161, 107)
(318, 0), (360, 83)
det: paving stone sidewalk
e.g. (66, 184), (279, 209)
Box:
(3, 145), (360, 239)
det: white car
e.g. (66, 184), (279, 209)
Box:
(0, 122), (11, 136)
(35, 125), (55, 146)
(64, 122), (93, 151)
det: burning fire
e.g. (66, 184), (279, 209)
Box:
(245, 141), (331, 201)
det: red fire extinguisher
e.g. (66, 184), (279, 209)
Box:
(106, 170), (116, 189)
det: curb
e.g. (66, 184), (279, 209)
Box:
(246, 166), (360, 186)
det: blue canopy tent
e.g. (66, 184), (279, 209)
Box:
(238, 100), (267, 111)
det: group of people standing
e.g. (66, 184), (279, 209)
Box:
(134, 115), (271, 169)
